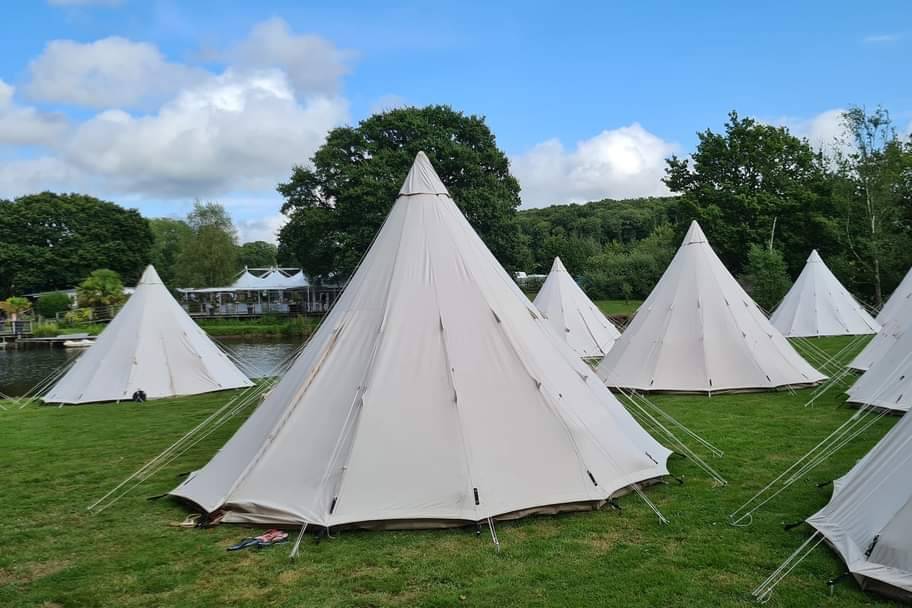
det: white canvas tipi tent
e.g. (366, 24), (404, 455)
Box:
(596, 221), (825, 393)
(43, 266), (252, 404)
(171, 152), (671, 528)
(876, 266), (912, 327)
(806, 409), (912, 600)
(846, 327), (912, 413)
(533, 257), (620, 358)
(770, 250), (880, 338)
(849, 300), (912, 372)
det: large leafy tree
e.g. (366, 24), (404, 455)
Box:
(238, 241), (278, 269)
(832, 107), (912, 306)
(0, 193), (153, 298)
(174, 202), (239, 287)
(277, 105), (523, 279)
(664, 112), (837, 276)
(149, 218), (193, 286)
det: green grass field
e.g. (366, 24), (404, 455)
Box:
(594, 299), (642, 318)
(0, 336), (899, 607)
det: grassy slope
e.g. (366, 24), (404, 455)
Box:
(0, 337), (899, 607)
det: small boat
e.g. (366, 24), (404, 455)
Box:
(63, 339), (94, 348)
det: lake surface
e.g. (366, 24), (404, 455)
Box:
(0, 337), (305, 398)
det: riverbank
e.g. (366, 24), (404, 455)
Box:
(27, 316), (322, 341)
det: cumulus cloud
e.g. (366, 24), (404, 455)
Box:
(0, 157), (82, 198)
(769, 109), (850, 155)
(26, 36), (204, 109)
(229, 17), (352, 95)
(511, 124), (677, 208)
(236, 212), (289, 244)
(0, 80), (69, 145)
(369, 94), (407, 114)
(62, 68), (347, 197)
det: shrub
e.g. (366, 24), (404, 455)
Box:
(32, 322), (61, 337)
(35, 292), (73, 319)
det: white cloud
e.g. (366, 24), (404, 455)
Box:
(236, 213), (288, 244)
(62, 68), (347, 197)
(48, 0), (122, 5)
(0, 80), (69, 145)
(230, 17), (352, 95)
(511, 124), (677, 208)
(26, 36), (204, 109)
(770, 109), (850, 154)
(863, 33), (901, 44)
(0, 157), (82, 198)
(369, 94), (407, 114)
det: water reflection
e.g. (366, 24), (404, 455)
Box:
(0, 338), (304, 398)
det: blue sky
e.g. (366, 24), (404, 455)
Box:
(0, 0), (908, 241)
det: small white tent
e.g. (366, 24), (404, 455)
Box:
(171, 152), (671, 528)
(43, 266), (252, 404)
(770, 250), (880, 338)
(596, 221), (825, 393)
(807, 409), (912, 600)
(231, 269), (265, 290)
(533, 257), (620, 358)
(846, 327), (912, 413)
(876, 266), (912, 327)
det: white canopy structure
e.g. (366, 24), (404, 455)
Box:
(231, 270), (265, 290)
(770, 250), (880, 338)
(846, 327), (912, 413)
(533, 257), (620, 358)
(877, 266), (912, 327)
(43, 266), (252, 404)
(596, 221), (825, 393)
(807, 409), (912, 600)
(171, 152), (671, 528)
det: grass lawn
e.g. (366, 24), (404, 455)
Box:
(594, 299), (642, 318)
(0, 336), (899, 607)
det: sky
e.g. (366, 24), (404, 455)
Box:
(0, 0), (908, 243)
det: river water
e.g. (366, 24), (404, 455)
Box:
(0, 337), (305, 397)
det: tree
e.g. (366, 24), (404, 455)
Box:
(278, 105), (523, 279)
(35, 292), (73, 319)
(834, 106), (912, 306)
(739, 245), (791, 312)
(76, 270), (126, 308)
(0, 193), (153, 298)
(238, 241), (278, 269)
(149, 218), (193, 286)
(0, 296), (32, 321)
(174, 202), (239, 287)
(664, 112), (837, 276)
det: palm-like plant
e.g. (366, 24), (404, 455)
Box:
(0, 296), (32, 321)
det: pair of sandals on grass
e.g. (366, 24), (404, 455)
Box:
(226, 529), (289, 551)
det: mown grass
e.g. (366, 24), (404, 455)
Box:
(0, 336), (900, 607)
(594, 299), (642, 318)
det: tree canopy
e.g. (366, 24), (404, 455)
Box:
(0, 193), (153, 298)
(76, 269), (126, 308)
(238, 241), (278, 269)
(174, 202), (239, 288)
(664, 111), (838, 277)
(278, 105), (523, 280)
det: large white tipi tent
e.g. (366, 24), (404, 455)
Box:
(43, 266), (252, 404)
(171, 152), (671, 528)
(596, 221), (825, 393)
(849, 300), (912, 372)
(533, 257), (620, 358)
(876, 266), (912, 327)
(846, 327), (912, 413)
(770, 250), (880, 338)
(806, 409), (912, 600)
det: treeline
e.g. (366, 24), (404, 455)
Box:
(0, 195), (277, 297)
(510, 109), (912, 307)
